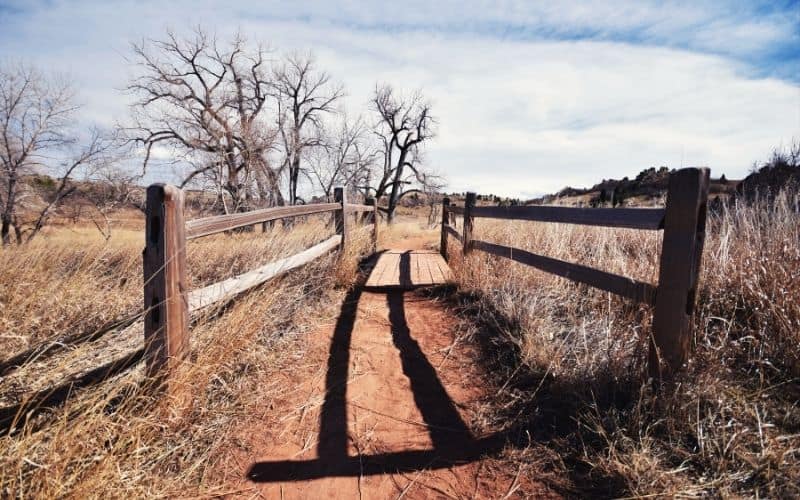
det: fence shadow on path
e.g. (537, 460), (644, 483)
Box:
(247, 251), (507, 482)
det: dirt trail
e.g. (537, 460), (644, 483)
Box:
(221, 236), (555, 498)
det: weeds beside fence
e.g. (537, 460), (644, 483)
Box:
(0, 205), (376, 496)
(443, 167), (711, 381)
(445, 187), (800, 496)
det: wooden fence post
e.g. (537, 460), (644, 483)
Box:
(440, 197), (450, 260)
(143, 184), (189, 379)
(334, 187), (348, 252)
(463, 192), (476, 255)
(371, 197), (379, 253)
(649, 167), (710, 381)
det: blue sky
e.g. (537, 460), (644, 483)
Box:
(1, 0), (798, 197)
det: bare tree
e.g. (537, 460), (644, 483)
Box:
(272, 53), (344, 205)
(369, 84), (436, 222)
(81, 161), (145, 240)
(308, 114), (377, 201)
(126, 28), (281, 213)
(0, 63), (113, 244)
(23, 129), (118, 242)
(421, 170), (447, 227)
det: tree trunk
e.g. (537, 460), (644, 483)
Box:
(1, 217), (10, 245)
(13, 220), (22, 244)
(386, 150), (407, 224)
(2, 175), (17, 245)
(290, 154), (301, 205)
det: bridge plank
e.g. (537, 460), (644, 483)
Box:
(412, 253), (422, 285)
(365, 250), (451, 289)
(427, 254), (444, 283)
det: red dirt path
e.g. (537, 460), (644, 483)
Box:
(220, 234), (557, 498)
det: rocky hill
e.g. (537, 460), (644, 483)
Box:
(528, 166), (738, 207)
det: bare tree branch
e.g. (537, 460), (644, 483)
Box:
(272, 52), (344, 205)
(125, 28), (281, 213)
(0, 63), (86, 244)
(370, 84), (437, 222)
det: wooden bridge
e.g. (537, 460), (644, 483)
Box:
(364, 250), (450, 289)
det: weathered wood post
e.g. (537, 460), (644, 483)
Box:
(649, 167), (710, 381)
(371, 197), (379, 253)
(334, 187), (348, 253)
(143, 184), (189, 379)
(463, 192), (476, 256)
(440, 197), (450, 260)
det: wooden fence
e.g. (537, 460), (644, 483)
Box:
(440, 167), (710, 381)
(143, 185), (378, 379)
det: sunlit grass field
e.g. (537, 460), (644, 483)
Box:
(449, 190), (800, 496)
(0, 214), (372, 496)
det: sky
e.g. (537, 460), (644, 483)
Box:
(1, 0), (798, 198)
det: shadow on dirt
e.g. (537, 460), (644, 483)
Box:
(248, 251), (509, 481)
(247, 251), (651, 497)
(421, 284), (650, 498)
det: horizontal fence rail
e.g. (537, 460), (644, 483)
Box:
(447, 205), (465, 216)
(186, 203), (340, 240)
(471, 240), (657, 305)
(443, 224), (463, 244)
(189, 235), (343, 311)
(440, 167), (710, 382)
(468, 205), (666, 230)
(145, 185), (381, 382)
(347, 203), (376, 212)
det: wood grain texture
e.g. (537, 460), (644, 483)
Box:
(471, 205), (665, 230)
(440, 197), (450, 260)
(471, 240), (657, 305)
(185, 203), (340, 240)
(143, 184), (189, 378)
(463, 193), (476, 255)
(346, 203), (374, 212)
(444, 224), (463, 244)
(189, 235), (342, 311)
(334, 188), (347, 253)
(447, 205), (465, 216)
(650, 167), (710, 380)
(372, 198), (379, 253)
(364, 250), (451, 289)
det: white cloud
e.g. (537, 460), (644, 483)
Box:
(1, 0), (797, 197)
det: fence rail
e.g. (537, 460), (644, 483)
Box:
(443, 224), (463, 244)
(440, 167), (710, 381)
(144, 186), (379, 380)
(469, 205), (666, 230)
(471, 239), (657, 305)
(186, 203), (341, 240)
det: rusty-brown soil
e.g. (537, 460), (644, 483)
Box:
(216, 223), (557, 498)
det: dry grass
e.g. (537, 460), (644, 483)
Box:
(0, 213), (372, 497)
(2, 194), (798, 497)
(449, 190), (800, 497)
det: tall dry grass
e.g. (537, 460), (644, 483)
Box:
(451, 190), (800, 497)
(0, 213), (372, 497)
